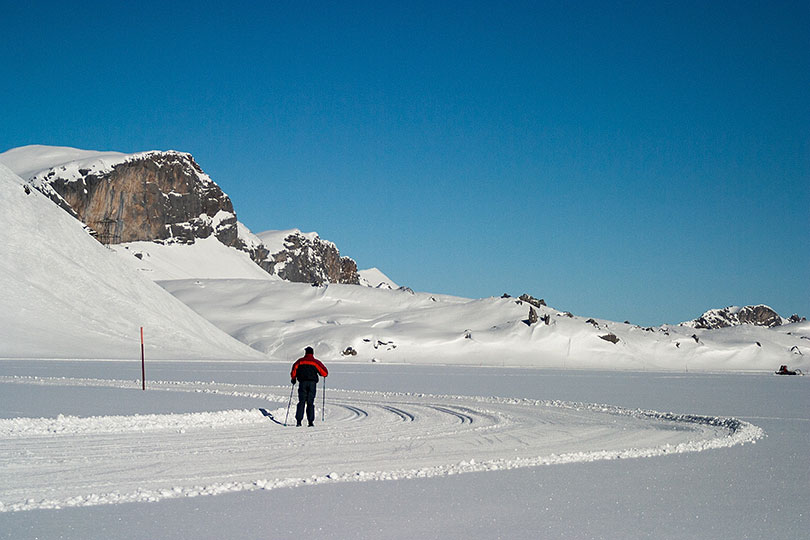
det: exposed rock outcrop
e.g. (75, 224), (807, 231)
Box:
(524, 306), (539, 326)
(682, 305), (788, 329)
(268, 230), (359, 285)
(599, 333), (619, 344)
(23, 149), (361, 284)
(519, 294), (546, 308)
(27, 151), (274, 270)
(31, 151), (234, 244)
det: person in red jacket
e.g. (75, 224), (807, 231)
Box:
(290, 346), (329, 426)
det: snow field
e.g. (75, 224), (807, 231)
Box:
(0, 375), (762, 513)
(160, 278), (810, 372)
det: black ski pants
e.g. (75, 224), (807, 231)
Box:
(295, 380), (318, 424)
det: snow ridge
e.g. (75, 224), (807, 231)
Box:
(0, 409), (266, 437)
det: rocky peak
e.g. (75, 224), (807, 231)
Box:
(15, 147), (365, 284)
(29, 151), (233, 242)
(682, 305), (788, 329)
(261, 230), (359, 285)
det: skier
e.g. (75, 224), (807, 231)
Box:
(290, 346), (329, 426)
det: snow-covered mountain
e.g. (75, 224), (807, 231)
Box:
(0, 162), (265, 360)
(0, 145), (360, 286)
(1, 144), (806, 371)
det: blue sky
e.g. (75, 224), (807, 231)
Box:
(2, 1), (808, 325)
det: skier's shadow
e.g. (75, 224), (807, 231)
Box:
(259, 408), (286, 426)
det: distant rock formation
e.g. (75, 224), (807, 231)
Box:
(519, 294), (546, 308)
(524, 306), (539, 326)
(682, 305), (788, 329)
(599, 333), (619, 344)
(268, 230), (359, 285)
(27, 151), (273, 272)
(23, 149), (360, 284)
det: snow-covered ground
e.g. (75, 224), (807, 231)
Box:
(0, 360), (807, 539)
(160, 278), (810, 373)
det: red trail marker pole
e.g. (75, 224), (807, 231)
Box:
(140, 327), (146, 391)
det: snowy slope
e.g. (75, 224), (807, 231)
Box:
(358, 267), (398, 289)
(0, 163), (265, 360)
(0, 144), (127, 180)
(113, 237), (275, 281)
(160, 279), (810, 372)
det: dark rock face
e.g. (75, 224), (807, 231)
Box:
(519, 294), (546, 308)
(266, 231), (359, 285)
(524, 306), (539, 326)
(36, 152), (235, 245)
(599, 333), (619, 344)
(735, 306), (783, 327)
(687, 305), (786, 329)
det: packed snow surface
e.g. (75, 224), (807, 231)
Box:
(0, 361), (806, 540)
(0, 374), (762, 513)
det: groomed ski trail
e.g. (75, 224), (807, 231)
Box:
(0, 376), (763, 512)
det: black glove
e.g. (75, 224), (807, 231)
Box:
(291, 378), (296, 385)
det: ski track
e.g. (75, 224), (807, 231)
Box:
(0, 376), (764, 513)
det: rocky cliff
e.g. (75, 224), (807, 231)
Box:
(17, 147), (358, 285)
(265, 230), (359, 285)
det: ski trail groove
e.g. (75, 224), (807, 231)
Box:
(340, 404), (369, 420)
(0, 376), (764, 512)
(429, 405), (474, 424)
(380, 405), (415, 422)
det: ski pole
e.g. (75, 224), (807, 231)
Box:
(322, 377), (326, 422)
(284, 382), (295, 427)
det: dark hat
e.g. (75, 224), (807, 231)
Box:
(305, 346), (314, 354)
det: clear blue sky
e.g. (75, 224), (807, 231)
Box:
(2, 1), (808, 326)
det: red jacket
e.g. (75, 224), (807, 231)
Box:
(291, 353), (328, 382)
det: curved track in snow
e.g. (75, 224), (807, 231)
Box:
(0, 376), (763, 512)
